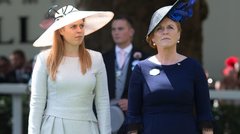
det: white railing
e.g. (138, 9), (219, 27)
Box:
(209, 89), (240, 100)
(0, 83), (28, 134)
(0, 84), (240, 134)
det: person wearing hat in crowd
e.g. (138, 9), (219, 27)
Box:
(127, 0), (214, 134)
(220, 56), (240, 89)
(103, 15), (147, 134)
(222, 56), (239, 77)
(28, 5), (114, 134)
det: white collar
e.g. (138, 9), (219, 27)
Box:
(115, 44), (133, 54)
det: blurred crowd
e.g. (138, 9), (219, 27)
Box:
(217, 56), (240, 89)
(206, 56), (240, 107)
(206, 56), (240, 91)
(0, 49), (32, 84)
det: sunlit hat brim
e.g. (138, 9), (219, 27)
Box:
(146, 0), (179, 37)
(33, 11), (114, 47)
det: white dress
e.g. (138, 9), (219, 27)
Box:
(28, 49), (111, 134)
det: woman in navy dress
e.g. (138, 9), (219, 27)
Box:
(127, 0), (214, 134)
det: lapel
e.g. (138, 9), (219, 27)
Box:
(103, 47), (146, 99)
(103, 49), (116, 99)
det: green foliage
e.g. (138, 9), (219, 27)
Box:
(0, 94), (29, 134)
(213, 104), (240, 134)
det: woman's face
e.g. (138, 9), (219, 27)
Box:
(59, 19), (85, 46)
(151, 17), (180, 49)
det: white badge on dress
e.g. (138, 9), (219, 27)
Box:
(149, 68), (160, 76)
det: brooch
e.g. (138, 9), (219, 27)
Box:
(149, 68), (160, 76)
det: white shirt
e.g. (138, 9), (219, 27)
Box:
(115, 44), (133, 68)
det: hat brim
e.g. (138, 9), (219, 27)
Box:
(146, 0), (179, 37)
(33, 11), (114, 47)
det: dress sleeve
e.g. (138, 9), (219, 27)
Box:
(28, 52), (48, 134)
(94, 53), (111, 134)
(193, 63), (214, 130)
(127, 64), (144, 132)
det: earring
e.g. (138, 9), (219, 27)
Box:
(153, 42), (156, 46)
(177, 40), (180, 43)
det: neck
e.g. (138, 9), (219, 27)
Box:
(117, 41), (131, 49)
(64, 43), (79, 57)
(156, 49), (179, 65)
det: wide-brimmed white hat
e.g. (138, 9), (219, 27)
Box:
(146, 0), (179, 37)
(33, 5), (114, 47)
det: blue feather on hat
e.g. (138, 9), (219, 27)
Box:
(168, 0), (196, 22)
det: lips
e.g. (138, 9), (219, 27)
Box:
(161, 37), (171, 40)
(75, 36), (83, 38)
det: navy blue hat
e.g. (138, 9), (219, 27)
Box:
(146, 0), (196, 37)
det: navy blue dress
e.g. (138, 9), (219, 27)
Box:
(127, 57), (213, 134)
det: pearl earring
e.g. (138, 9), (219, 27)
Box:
(153, 42), (156, 46)
(177, 40), (180, 43)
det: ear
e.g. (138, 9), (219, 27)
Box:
(151, 36), (155, 43)
(130, 28), (135, 37)
(59, 28), (64, 35)
(177, 32), (181, 41)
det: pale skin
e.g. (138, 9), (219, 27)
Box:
(151, 17), (213, 134)
(111, 19), (135, 112)
(111, 19), (134, 49)
(59, 19), (85, 57)
(152, 17), (185, 64)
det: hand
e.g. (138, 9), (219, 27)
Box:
(118, 99), (128, 112)
(127, 130), (138, 134)
(202, 129), (213, 134)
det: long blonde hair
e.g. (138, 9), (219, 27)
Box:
(47, 30), (92, 80)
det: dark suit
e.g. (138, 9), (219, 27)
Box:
(103, 46), (147, 134)
(103, 47), (147, 100)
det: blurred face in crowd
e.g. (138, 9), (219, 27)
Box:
(0, 57), (10, 73)
(111, 19), (134, 48)
(9, 54), (25, 69)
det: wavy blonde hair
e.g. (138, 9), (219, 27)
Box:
(47, 30), (92, 80)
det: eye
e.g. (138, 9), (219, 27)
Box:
(156, 26), (163, 31)
(167, 25), (174, 30)
(79, 24), (84, 29)
(118, 27), (124, 31)
(111, 27), (115, 31)
(71, 25), (77, 29)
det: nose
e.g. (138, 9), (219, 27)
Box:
(162, 28), (169, 34)
(76, 26), (84, 33)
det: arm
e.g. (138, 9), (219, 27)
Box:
(28, 52), (48, 134)
(94, 53), (111, 134)
(127, 65), (144, 133)
(194, 63), (214, 133)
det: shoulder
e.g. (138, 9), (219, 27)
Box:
(137, 57), (153, 67)
(87, 49), (102, 58)
(184, 57), (203, 69)
(183, 57), (205, 77)
(132, 57), (154, 74)
(102, 48), (115, 58)
(87, 49), (104, 65)
(36, 49), (51, 61)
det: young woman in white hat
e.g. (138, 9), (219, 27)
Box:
(127, 0), (214, 134)
(28, 5), (114, 134)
